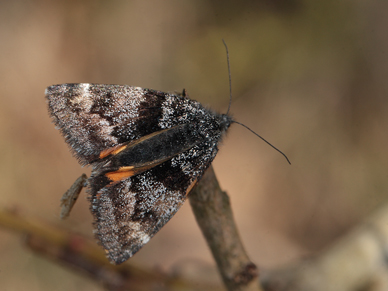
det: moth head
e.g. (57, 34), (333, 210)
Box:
(219, 113), (233, 133)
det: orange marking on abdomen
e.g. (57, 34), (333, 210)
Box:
(99, 144), (127, 159)
(105, 166), (135, 182)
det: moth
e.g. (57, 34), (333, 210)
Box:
(46, 44), (290, 264)
(46, 84), (234, 264)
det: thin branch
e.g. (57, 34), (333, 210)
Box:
(189, 166), (262, 291)
(0, 208), (223, 291)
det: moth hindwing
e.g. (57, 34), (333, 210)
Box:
(46, 83), (233, 264)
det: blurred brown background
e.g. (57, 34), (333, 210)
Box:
(1, 0), (388, 290)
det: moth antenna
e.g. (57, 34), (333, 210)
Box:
(222, 40), (290, 165)
(233, 121), (291, 165)
(222, 39), (232, 115)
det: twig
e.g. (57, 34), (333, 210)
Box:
(189, 166), (261, 291)
(0, 208), (223, 291)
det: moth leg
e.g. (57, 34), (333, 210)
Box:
(174, 88), (188, 97)
(60, 173), (88, 219)
(181, 88), (188, 97)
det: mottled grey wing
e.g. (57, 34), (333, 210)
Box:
(89, 161), (198, 264)
(45, 83), (167, 165)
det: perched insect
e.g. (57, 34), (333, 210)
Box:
(45, 42), (289, 264)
